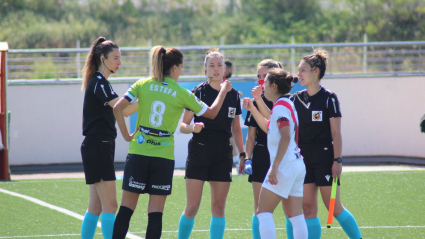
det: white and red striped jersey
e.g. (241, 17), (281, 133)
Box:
(267, 96), (301, 166)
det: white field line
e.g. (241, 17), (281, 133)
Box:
(7, 165), (425, 180)
(0, 188), (143, 239)
(2, 225), (424, 238)
(163, 225), (425, 232)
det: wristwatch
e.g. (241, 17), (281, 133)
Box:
(333, 157), (342, 163)
(239, 152), (246, 158)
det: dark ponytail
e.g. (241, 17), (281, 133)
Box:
(150, 45), (183, 82)
(81, 37), (119, 90)
(266, 68), (297, 95)
(302, 48), (328, 80)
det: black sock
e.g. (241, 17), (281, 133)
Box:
(146, 212), (163, 239)
(112, 206), (134, 239)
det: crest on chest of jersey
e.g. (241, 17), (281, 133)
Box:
(312, 111), (322, 121)
(228, 107), (236, 118)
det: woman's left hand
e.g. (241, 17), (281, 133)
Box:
(332, 161), (342, 182)
(125, 129), (138, 142)
(242, 97), (254, 111)
(268, 166), (279, 185)
(238, 157), (245, 175)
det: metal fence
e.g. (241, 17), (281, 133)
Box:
(6, 41), (425, 84)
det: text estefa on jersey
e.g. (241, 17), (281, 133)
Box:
(149, 84), (177, 97)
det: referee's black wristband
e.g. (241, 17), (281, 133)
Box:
(239, 152), (246, 158)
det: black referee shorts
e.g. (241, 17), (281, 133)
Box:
(185, 139), (233, 182)
(248, 143), (271, 183)
(122, 154), (175, 195)
(300, 143), (340, 187)
(81, 135), (116, 185)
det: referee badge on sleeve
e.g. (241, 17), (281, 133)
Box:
(228, 107), (236, 118)
(312, 111), (322, 121)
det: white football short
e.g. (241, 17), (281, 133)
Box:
(262, 158), (306, 198)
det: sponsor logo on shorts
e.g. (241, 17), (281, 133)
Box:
(228, 107), (236, 118)
(129, 176), (146, 190)
(152, 185), (171, 191)
(325, 175), (331, 182)
(137, 135), (145, 144)
(312, 111), (322, 121)
(146, 139), (171, 146)
(229, 172), (232, 179)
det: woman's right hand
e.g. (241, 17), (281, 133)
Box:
(193, 122), (205, 133)
(251, 86), (262, 100)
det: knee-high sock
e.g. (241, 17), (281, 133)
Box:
(252, 214), (261, 239)
(286, 217), (294, 239)
(81, 211), (99, 239)
(210, 216), (226, 239)
(336, 209), (362, 239)
(112, 206), (133, 239)
(146, 212), (163, 239)
(257, 212), (276, 239)
(289, 214), (308, 239)
(101, 212), (115, 239)
(178, 212), (195, 239)
(306, 217), (321, 239)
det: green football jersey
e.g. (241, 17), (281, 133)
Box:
(124, 77), (208, 160)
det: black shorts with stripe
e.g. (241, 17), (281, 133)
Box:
(122, 154), (175, 195)
(300, 143), (340, 186)
(248, 143), (270, 183)
(81, 135), (116, 185)
(185, 138), (233, 182)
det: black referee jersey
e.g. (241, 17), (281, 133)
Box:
(244, 94), (274, 145)
(290, 87), (341, 145)
(189, 81), (242, 142)
(82, 71), (119, 139)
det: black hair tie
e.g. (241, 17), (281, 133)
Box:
(161, 48), (166, 55)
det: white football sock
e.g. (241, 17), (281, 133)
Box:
(289, 214), (308, 239)
(257, 212), (276, 239)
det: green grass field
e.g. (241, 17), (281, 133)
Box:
(1, 170), (424, 238)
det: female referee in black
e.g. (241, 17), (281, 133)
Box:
(80, 37), (136, 239)
(244, 59), (282, 238)
(289, 49), (362, 239)
(177, 47), (245, 239)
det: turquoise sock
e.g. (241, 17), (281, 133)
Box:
(81, 211), (99, 239)
(100, 212), (115, 239)
(336, 209), (362, 239)
(178, 213), (195, 239)
(306, 217), (321, 239)
(286, 217), (294, 239)
(252, 214), (261, 239)
(210, 216), (226, 239)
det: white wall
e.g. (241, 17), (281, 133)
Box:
(8, 83), (131, 165)
(320, 76), (425, 158)
(7, 76), (425, 166)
